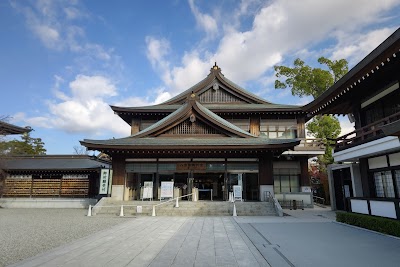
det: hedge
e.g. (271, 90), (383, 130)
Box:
(336, 211), (400, 237)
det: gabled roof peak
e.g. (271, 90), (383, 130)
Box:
(210, 62), (222, 73)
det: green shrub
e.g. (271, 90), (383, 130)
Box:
(336, 211), (400, 237)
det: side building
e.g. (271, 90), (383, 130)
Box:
(303, 27), (400, 219)
(81, 64), (324, 204)
(1, 155), (111, 199)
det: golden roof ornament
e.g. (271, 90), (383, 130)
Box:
(211, 62), (221, 72)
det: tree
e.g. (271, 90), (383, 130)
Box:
(275, 57), (348, 98)
(307, 114), (341, 166)
(0, 131), (46, 156)
(275, 57), (348, 166)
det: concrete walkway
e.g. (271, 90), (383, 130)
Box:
(10, 207), (400, 267)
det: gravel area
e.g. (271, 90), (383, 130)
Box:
(0, 208), (128, 267)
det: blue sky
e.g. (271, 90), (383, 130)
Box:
(1, 0), (400, 154)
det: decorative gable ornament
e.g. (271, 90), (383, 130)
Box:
(213, 83), (219, 91)
(190, 114), (196, 123)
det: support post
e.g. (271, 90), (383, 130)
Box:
(175, 197), (179, 208)
(233, 202), (237, 217)
(87, 205), (92, 217)
(119, 205), (124, 217)
(152, 205), (156, 216)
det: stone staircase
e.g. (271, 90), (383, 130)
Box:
(92, 198), (277, 216)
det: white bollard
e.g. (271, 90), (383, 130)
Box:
(152, 205), (156, 216)
(233, 202), (237, 217)
(119, 205), (124, 217)
(87, 205), (92, 217)
(175, 197), (179, 208)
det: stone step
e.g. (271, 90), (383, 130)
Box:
(93, 199), (277, 216)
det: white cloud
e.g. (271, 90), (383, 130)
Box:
(146, 0), (400, 100)
(16, 75), (173, 137)
(69, 75), (117, 99)
(338, 116), (355, 136)
(331, 27), (397, 65)
(11, 1), (114, 63)
(188, 0), (218, 38)
(33, 24), (60, 49)
(17, 75), (129, 136)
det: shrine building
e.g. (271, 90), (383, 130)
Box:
(81, 64), (324, 202)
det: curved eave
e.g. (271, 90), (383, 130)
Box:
(80, 139), (300, 151)
(302, 27), (400, 116)
(111, 104), (304, 114)
(0, 121), (32, 135)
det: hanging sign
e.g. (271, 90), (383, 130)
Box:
(160, 181), (174, 199)
(176, 162), (206, 171)
(99, 169), (110, 194)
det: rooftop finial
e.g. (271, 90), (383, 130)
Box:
(211, 62), (220, 72)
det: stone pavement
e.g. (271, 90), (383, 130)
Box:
(10, 217), (269, 267)
(10, 207), (400, 267)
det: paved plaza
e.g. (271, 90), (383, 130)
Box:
(4, 207), (400, 267)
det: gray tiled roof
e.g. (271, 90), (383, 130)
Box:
(131, 104), (188, 137)
(113, 103), (301, 112)
(195, 102), (255, 137)
(0, 121), (32, 135)
(82, 137), (299, 147)
(0, 156), (110, 171)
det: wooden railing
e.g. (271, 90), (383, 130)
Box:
(294, 138), (325, 151)
(335, 111), (400, 151)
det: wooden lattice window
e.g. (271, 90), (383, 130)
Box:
(199, 88), (244, 103)
(164, 119), (220, 135)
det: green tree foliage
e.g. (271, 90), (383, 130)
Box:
(274, 57), (348, 166)
(274, 57), (348, 98)
(307, 115), (341, 165)
(0, 132), (46, 156)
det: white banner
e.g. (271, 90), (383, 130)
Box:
(99, 169), (110, 194)
(143, 181), (153, 199)
(160, 181), (174, 199)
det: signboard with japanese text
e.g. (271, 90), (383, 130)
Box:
(176, 162), (206, 171)
(99, 169), (110, 194)
(233, 185), (242, 201)
(160, 181), (174, 199)
(142, 181), (153, 200)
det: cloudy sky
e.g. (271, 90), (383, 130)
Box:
(1, 0), (400, 154)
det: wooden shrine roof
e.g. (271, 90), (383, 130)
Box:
(0, 121), (32, 135)
(1, 155), (110, 171)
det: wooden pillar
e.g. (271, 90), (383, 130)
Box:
(112, 155), (125, 185)
(250, 116), (260, 136)
(299, 157), (310, 187)
(359, 158), (371, 197)
(297, 117), (306, 138)
(111, 154), (126, 200)
(259, 153), (273, 185)
(131, 118), (140, 135)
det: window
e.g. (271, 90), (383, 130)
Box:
(374, 171), (395, 198)
(394, 170), (400, 198)
(260, 119), (297, 139)
(274, 174), (300, 193)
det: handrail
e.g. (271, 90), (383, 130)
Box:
(265, 191), (283, 217)
(91, 192), (197, 216)
(335, 110), (400, 150)
(152, 192), (196, 216)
